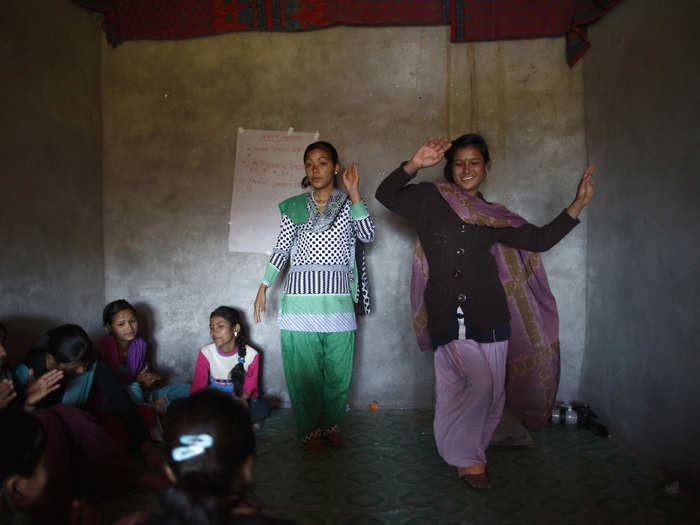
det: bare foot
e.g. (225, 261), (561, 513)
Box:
(458, 464), (491, 489)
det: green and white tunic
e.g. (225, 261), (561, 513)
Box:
(262, 189), (375, 332)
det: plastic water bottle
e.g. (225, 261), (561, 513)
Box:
(551, 403), (578, 425)
(551, 407), (562, 423)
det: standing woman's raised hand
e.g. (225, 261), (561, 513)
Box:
(567, 166), (595, 219)
(404, 137), (452, 175)
(342, 161), (361, 204)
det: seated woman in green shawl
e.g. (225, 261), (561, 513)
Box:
(15, 324), (149, 451)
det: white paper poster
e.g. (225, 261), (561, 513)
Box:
(228, 128), (319, 254)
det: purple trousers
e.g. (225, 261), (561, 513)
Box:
(433, 338), (509, 468)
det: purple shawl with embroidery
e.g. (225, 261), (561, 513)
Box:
(97, 333), (146, 384)
(412, 181), (560, 427)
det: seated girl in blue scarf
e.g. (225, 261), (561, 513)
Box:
(14, 324), (149, 450)
(0, 321), (63, 412)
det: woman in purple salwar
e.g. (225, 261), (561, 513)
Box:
(375, 135), (594, 489)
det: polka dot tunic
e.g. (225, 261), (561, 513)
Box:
(262, 191), (375, 332)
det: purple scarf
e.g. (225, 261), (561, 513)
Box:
(97, 333), (146, 384)
(411, 181), (560, 427)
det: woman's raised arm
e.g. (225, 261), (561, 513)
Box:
(404, 137), (452, 174)
(375, 137), (451, 219)
(566, 166), (595, 219)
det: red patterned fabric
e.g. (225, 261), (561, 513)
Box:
(450, 0), (623, 65)
(81, 1), (449, 43)
(77, 0), (621, 66)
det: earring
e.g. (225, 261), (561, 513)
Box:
(234, 331), (238, 337)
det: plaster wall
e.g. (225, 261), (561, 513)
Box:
(582, 0), (700, 489)
(0, 1), (104, 355)
(102, 27), (587, 407)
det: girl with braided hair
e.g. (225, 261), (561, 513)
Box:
(190, 306), (270, 426)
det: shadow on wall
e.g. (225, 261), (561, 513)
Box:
(133, 300), (157, 358)
(131, 301), (181, 382)
(0, 316), (63, 366)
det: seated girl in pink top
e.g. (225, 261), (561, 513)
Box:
(190, 306), (270, 425)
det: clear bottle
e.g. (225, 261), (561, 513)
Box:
(565, 406), (578, 425)
(551, 407), (561, 423)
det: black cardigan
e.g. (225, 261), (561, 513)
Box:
(375, 164), (579, 347)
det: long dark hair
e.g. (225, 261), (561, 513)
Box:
(31, 324), (96, 366)
(153, 389), (255, 525)
(210, 306), (247, 397)
(443, 133), (491, 182)
(301, 141), (339, 188)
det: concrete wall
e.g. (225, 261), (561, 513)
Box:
(0, 1), (104, 357)
(102, 28), (587, 408)
(582, 0), (700, 489)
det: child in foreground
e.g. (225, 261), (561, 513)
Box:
(120, 389), (295, 525)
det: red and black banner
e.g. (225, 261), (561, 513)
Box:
(78, 1), (622, 66)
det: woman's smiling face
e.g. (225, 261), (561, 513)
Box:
(451, 146), (487, 196)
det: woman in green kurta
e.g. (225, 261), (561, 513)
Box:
(254, 141), (375, 453)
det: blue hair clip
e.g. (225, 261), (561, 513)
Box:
(171, 434), (214, 462)
(238, 356), (245, 364)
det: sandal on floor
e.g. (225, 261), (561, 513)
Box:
(326, 431), (344, 448)
(460, 472), (492, 489)
(323, 425), (344, 448)
(303, 436), (326, 454)
(302, 430), (326, 454)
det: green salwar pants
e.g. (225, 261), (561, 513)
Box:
(280, 330), (355, 436)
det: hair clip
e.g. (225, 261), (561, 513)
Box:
(171, 434), (214, 462)
(237, 356), (245, 364)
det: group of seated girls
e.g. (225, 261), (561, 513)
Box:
(0, 302), (280, 525)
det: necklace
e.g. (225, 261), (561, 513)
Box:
(312, 191), (329, 206)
